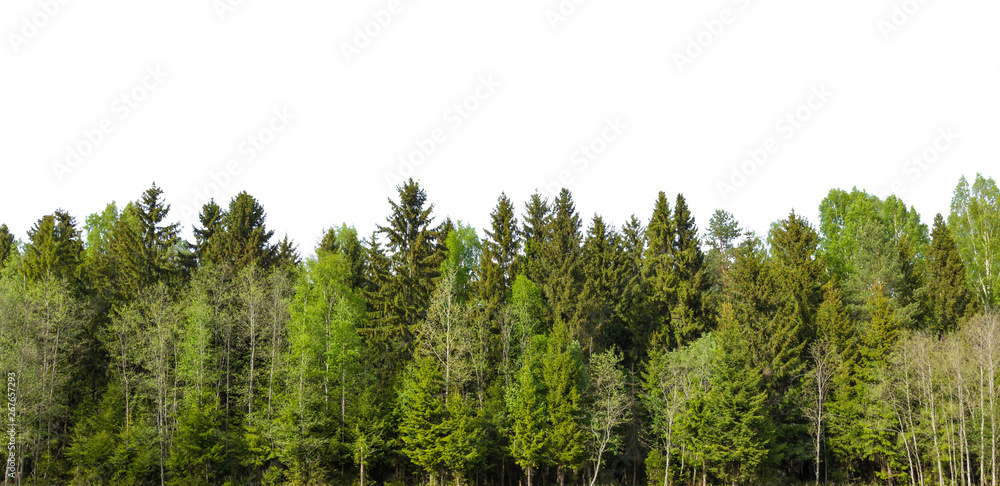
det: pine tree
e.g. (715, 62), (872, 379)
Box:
(520, 192), (550, 284)
(23, 209), (85, 286)
(376, 179), (440, 358)
(168, 390), (226, 486)
(644, 192), (677, 349)
(398, 356), (448, 482)
(507, 335), (547, 486)
(702, 308), (769, 484)
(768, 210), (825, 339)
(670, 194), (710, 348)
(539, 189), (587, 343)
(193, 200), (224, 266)
(544, 321), (587, 486)
(926, 213), (978, 334)
(135, 183), (182, 285)
(581, 216), (621, 352)
(0, 223), (16, 268)
(110, 203), (149, 305)
(478, 193), (520, 318)
(218, 192), (278, 270)
(617, 215), (649, 367)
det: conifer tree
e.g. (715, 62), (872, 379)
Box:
(398, 356), (448, 482)
(218, 192), (278, 270)
(520, 192), (550, 284)
(617, 215), (649, 367)
(507, 335), (547, 486)
(478, 193), (520, 317)
(539, 189), (587, 343)
(768, 211), (825, 338)
(644, 192), (677, 348)
(193, 200), (224, 266)
(670, 194), (710, 347)
(135, 183), (182, 285)
(0, 223), (16, 268)
(23, 209), (85, 286)
(544, 321), (587, 486)
(377, 179), (440, 354)
(926, 213), (979, 334)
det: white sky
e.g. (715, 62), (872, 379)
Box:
(2, 0), (998, 256)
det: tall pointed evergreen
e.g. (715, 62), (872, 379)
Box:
(23, 209), (85, 286)
(539, 189), (586, 341)
(670, 194), (709, 347)
(135, 183), (182, 284)
(0, 223), (15, 268)
(926, 213), (978, 334)
(376, 178), (440, 358)
(544, 322), (586, 486)
(194, 200), (224, 266)
(478, 193), (520, 318)
(219, 191), (278, 270)
(768, 211), (825, 344)
(644, 192), (677, 349)
(520, 192), (550, 284)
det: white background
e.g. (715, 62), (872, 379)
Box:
(2, 0), (998, 255)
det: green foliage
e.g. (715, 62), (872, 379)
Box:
(0, 223), (15, 268)
(926, 213), (979, 333)
(477, 193), (520, 317)
(950, 173), (1000, 308)
(439, 221), (481, 302)
(11, 180), (1000, 486)
(544, 322), (587, 484)
(375, 179), (441, 360)
(506, 335), (548, 484)
(23, 209), (85, 286)
(684, 309), (769, 484)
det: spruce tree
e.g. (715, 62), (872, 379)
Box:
(193, 200), (224, 266)
(23, 209), (85, 286)
(520, 192), (550, 284)
(618, 215), (650, 366)
(581, 215), (624, 352)
(376, 179), (440, 358)
(398, 356), (448, 482)
(135, 183), (182, 285)
(926, 213), (978, 334)
(543, 321), (586, 486)
(478, 193), (520, 318)
(0, 223), (15, 268)
(670, 194), (710, 348)
(539, 189), (587, 342)
(644, 192), (677, 349)
(507, 335), (547, 486)
(218, 191), (278, 270)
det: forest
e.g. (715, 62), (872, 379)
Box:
(2, 175), (1000, 486)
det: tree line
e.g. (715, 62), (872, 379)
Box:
(2, 174), (1000, 485)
